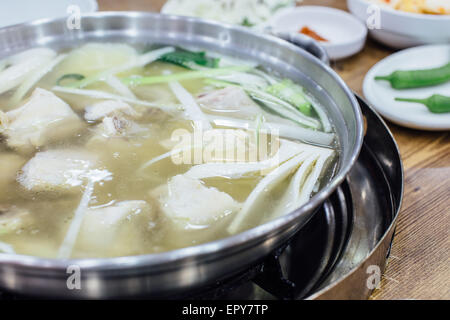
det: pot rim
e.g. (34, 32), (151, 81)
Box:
(0, 12), (364, 273)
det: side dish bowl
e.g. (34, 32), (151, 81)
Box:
(347, 0), (450, 48)
(270, 6), (367, 60)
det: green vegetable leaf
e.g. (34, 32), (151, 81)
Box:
(266, 79), (312, 116)
(241, 17), (254, 27)
(158, 49), (220, 69)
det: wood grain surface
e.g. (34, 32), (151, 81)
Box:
(97, 0), (450, 300)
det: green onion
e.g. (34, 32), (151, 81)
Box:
(204, 78), (320, 129)
(266, 79), (312, 116)
(121, 65), (252, 86)
(56, 73), (85, 86)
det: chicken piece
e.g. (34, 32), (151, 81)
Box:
(85, 115), (149, 161)
(0, 205), (32, 234)
(197, 86), (262, 119)
(197, 86), (294, 125)
(17, 149), (102, 193)
(84, 100), (139, 122)
(160, 175), (240, 224)
(97, 116), (146, 138)
(0, 88), (83, 152)
(152, 175), (240, 246)
(76, 200), (155, 255)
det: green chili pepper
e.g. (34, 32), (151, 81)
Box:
(395, 94), (450, 114)
(375, 62), (450, 89)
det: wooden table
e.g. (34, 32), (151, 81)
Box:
(97, 0), (450, 300)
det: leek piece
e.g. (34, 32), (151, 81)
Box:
(269, 148), (334, 221)
(215, 72), (269, 89)
(266, 78), (332, 133)
(105, 75), (137, 99)
(121, 65), (252, 86)
(10, 54), (67, 105)
(52, 86), (175, 112)
(297, 150), (334, 205)
(168, 81), (212, 131)
(184, 139), (314, 180)
(57, 180), (94, 259)
(266, 79), (312, 116)
(228, 151), (312, 234)
(250, 69), (278, 85)
(208, 115), (335, 146)
(0, 48), (55, 95)
(244, 87), (320, 129)
(140, 143), (203, 171)
(270, 155), (318, 219)
(205, 78), (321, 129)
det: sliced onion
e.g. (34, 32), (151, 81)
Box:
(0, 48), (56, 95)
(10, 54), (67, 105)
(169, 81), (212, 130)
(52, 86), (176, 112)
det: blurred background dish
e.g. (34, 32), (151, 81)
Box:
(161, 0), (298, 27)
(269, 6), (367, 60)
(0, 0), (98, 28)
(368, 0), (450, 15)
(162, 2), (367, 61)
(347, 0), (450, 48)
(363, 44), (450, 130)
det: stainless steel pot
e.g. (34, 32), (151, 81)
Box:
(0, 12), (364, 298)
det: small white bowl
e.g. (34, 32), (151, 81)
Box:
(269, 6), (367, 60)
(348, 0), (450, 49)
(0, 0), (98, 28)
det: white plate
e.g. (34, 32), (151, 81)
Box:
(348, 0), (450, 49)
(363, 44), (450, 131)
(0, 0), (98, 28)
(269, 6), (367, 60)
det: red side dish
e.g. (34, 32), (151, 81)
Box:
(299, 26), (328, 42)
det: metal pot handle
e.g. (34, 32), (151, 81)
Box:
(272, 31), (330, 66)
